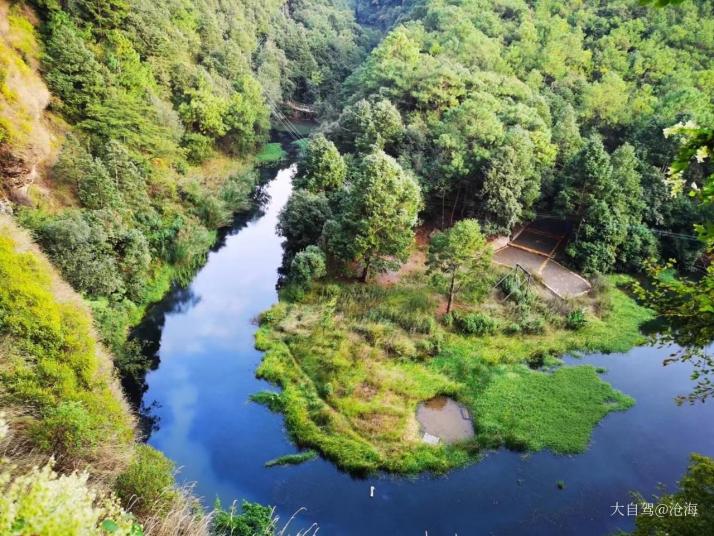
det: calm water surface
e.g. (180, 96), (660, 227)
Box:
(138, 164), (714, 535)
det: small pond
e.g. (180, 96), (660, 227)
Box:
(416, 396), (474, 444)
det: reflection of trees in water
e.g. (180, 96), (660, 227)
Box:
(125, 286), (200, 438)
(127, 175), (277, 439)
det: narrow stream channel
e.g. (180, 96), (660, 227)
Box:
(136, 159), (714, 535)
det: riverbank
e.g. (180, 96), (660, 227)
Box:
(255, 267), (653, 474)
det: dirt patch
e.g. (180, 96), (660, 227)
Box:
(355, 381), (378, 401)
(416, 396), (474, 444)
(376, 226), (431, 286)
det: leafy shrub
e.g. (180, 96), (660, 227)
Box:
(182, 181), (231, 229)
(34, 211), (125, 297)
(289, 245), (327, 287)
(0, 461), (142, 536)
(415, 332), (444, 357)
(383, 333), (417, 358)
(318, 283), (342, 300)
(77, 158), (121, 210)
(565, 309), (587, 330)
(369, 307), (436, 334)
(503, 322), (522, 335)
(250, 391), (284, 412)
(182, 132), (214, 163)
(449, 311), (497, 336)
(590, 274), (614, 317)
(115, 445), (176, 518)
(220, 171), (256, 212)
(32, 401), (98, 460)
(212, 500), (272, 536)
(498, 272), (534, 304)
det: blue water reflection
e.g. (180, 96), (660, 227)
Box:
(142, 165), (714, 535)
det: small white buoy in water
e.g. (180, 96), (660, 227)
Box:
(370, 485), (375, 497)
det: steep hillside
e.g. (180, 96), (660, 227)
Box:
(0, 215), (208, 534)
(0, 1), (60, 210)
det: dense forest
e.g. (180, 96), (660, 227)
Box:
(301, 0), (713, 274)
(1, 0), (713, 534)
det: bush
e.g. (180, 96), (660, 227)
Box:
(0, 461), (141, 536)
(260, 303), (288, 326)
(369, 307), (436, 334)
(212, 500), (272, 536)
(115, 445), (177, 518)
(32, 401), (98, 460)
(289, 245), (327, 287)
(34, 211), (126, 297)
(182, 132), (214, 163)
(449, 311), (497, 336)
(383, 333), (417, 358)
(565, 309), (587, 330)
(498, 272), (533, 304)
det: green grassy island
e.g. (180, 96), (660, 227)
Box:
(255, 260), (652, 474)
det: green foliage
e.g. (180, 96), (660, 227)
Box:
(325, 150), (421, 281)
(32, 401), (98, 460)
(427, 219), (492, 313)
(277, 189), (332, 261)
(289, 245), (327, 287)
(264, 450), (317, 467)
(448, 312), (497, 336)
(250, 390), (284, 412)
(212, 500), (273, 536)
(553, 136), (658, 274)
(333, 98), (404, 154)
(0, 456), (142, 536)
(565, 309), (587, 331)
(115, 445), (177, 519)
(294, 134), (346, 193)
(182, 133), (214, 164)
(338, 0), (714, 266)
(255, 142), (286, 165)
(0, 233), (133, 461)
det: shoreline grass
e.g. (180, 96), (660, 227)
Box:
(265, 450), (318, 467)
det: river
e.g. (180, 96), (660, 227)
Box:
(135, 161), (714, 535)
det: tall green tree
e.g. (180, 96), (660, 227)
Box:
(277, 189), (333, 261)
(427, 219), (492, 314)
(326, 151), (421, 282)
(294, 134), (347, 193)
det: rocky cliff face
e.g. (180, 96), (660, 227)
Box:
(0, 1), (59, 208)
